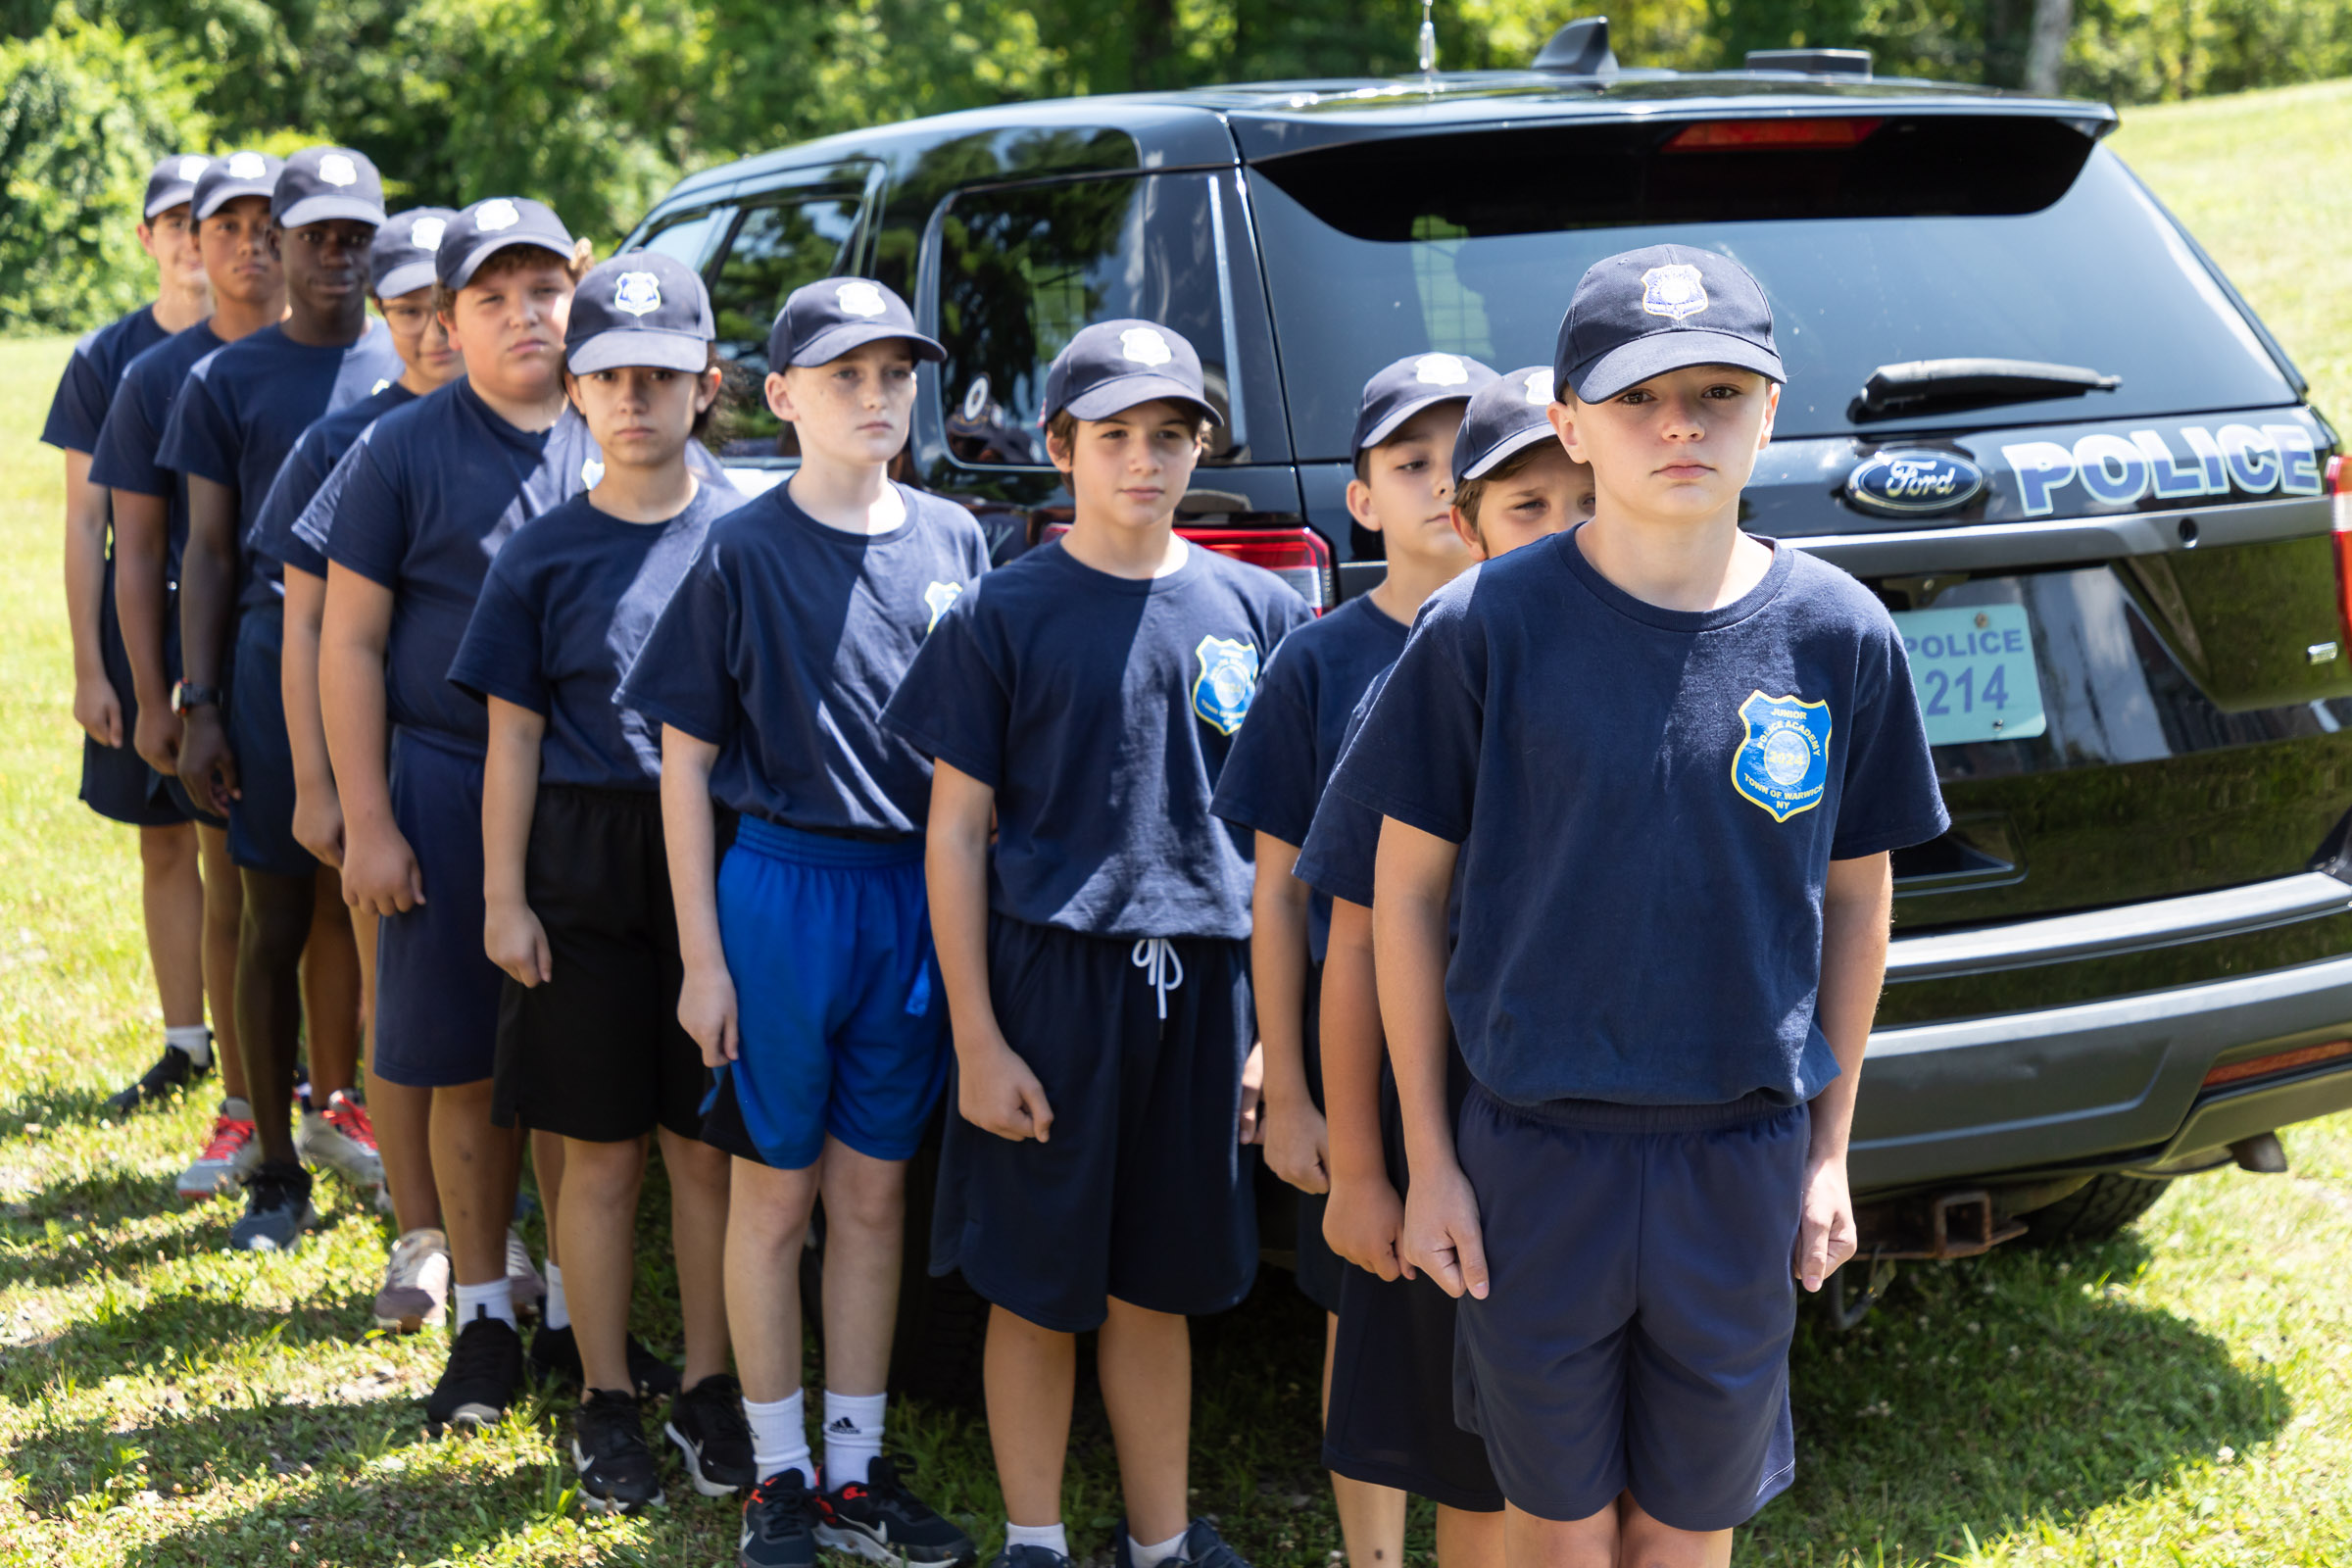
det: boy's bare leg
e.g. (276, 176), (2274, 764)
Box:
(1323, 1311), (1407, 1565)
(1617, 1498), (1731, 1568)
(559, 1134), (648, 1393)
(431, 1081), (522, 1290)
(139, 823), (205, 1030)
(1501, 1498), (1730, 1568)
(985, 1306), (1076, 1527)
(1434, 1505), (1504, 1568)
(659, 1127), (733, 1386)
(355, 903), (442, 1230)
(298, 866), (361, 1099)
(727, 1156), (822, 1403)
(197, 824), (247, 1100)
(532, 1128), (565, 1269)
(1100, 1296), (1191, 1544)
(815, 1138), (906, 1395)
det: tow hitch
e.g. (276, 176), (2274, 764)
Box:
(1828, 1190), (2031, 1330)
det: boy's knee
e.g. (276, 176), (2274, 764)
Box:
(238, 876), (315, 965)
(138, 822), (196, 873)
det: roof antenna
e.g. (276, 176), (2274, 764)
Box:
(1418, 0), (1437, 82)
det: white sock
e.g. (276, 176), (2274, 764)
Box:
(165, 1025), (211, 1068)
(1005, 1523), (1069, 1558)
(541, 1261), (570, 1331)
(1129, 1529), (1189, 1568)
(822, 1390), (886, 1487)
(452, 1278), (516, 1330)
(220, 1097), (253, 1122)
(746, 1391), (814, 1485)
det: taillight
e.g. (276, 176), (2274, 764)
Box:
(2202, 1038), (2352, 1089)
(2331, 454), (2352, 644)
(1179, 527), (1335, 612)
(1663, 117), (1882, 152)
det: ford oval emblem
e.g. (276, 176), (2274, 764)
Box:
(1844, 449), (1986, 516)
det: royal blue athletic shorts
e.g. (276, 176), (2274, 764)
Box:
(1453, 1084), (1806, 1532)
(929, 916), (1257, 1333)
(372, 726), (502, 1088)
(225, 603), (319, 880)
(78, 558), (188, 829)
(698, 817), (948, 1172)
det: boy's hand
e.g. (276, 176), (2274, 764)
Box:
(485, 900), (552, 989)
(959, 1036), (1054, 1143)
(175, 708), (239, 815)
(74, 674), (123, 749)
(678, 961), (740, 1066)
(1402, 1158), (1489, 1300)
(1238, 1041), (1265, 1145)
(1325, 1171), (1408, 1280)
(1794, 1151), (1858, 1293)
(342, 819), (426, 915)
(292, 785), (346, 867)
(1262, 1094), (1330, 1195)
(134, 702), (184, 775)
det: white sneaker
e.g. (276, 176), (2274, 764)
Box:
(297, 1090), (383, 1191)
(176, 1099), (261, 1200)
(375, 1226), (452, 1332)
(507, 1227), (545, 1319)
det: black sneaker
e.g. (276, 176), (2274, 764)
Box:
(987, 1546), (1072, 1568)
(817, 1455), (975, 1565)
(573, 1387), (665, 1514)
(527, 1323), (684, 1399)
(739, 1469), (820, 1568)
(227, 1160), (318, 1252)
(664, 1373), (755, 1496)
(102, 1044), (207, 1116)
(425, 1313), (524, 1436)
(1115, 1521), (1251, 1568)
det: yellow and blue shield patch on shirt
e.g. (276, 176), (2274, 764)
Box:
(1193, 634), (1260, 736)
(1731, 689), (1832, 822)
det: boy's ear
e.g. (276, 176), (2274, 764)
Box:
(1756, 381), (1782, 452)
(764, 369), (795, 424)
(1344, 475), (1384, 533)
(1448, 504), (1486, 561)
(1045, 424), (1076, 476)
(1546, 400), (1587, 465)
(697, 366), (724, 414)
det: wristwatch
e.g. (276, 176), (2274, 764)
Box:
(172, 681), (222, 714)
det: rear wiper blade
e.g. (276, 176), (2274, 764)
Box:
(1854, 358), (2122, 419)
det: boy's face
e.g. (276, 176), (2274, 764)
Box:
(1050, 399), (1204, 532)
(567, 362), (720, 470)
(198, 196), (281, 309)
(1347, 401), (1472, 569)
(136, 205), (206, 293)
(766, 339), (918, 465)
(280, 220), (375, 321)
(1550, 364), (1779, 527)
(447, 257), (574, 401)
(377, 286), (464, 387)
(1453, 444), (1594, 561)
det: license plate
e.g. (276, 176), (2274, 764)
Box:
(1889, 604), (2047, 745)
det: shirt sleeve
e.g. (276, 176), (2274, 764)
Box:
(1830, 613), (1952, 859)
(88, 377), (167, 496)
(156, 366), (237, 487)
(41, 340), (109, 454)
(1328, 592), (1485, 844)
(616, 537), (738, 746)
(1293, 788), (1382, 907)
(448, 566), (550, 711)
(881, 587), (1011, 788)
(249, 432), (331, 577)
(320, 436), (411, 589)
(1209, 642), (1319, 847)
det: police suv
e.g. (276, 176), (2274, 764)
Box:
(625, 18), (2352, 1360)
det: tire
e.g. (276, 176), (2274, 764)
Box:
(2021, 1173), (2175, 1245)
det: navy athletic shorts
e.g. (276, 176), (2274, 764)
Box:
(372, 726), (502, 1088)
(1453, 1084), (1806, 1532)
(1293, 961), (1345, 1315)
(929, 915), (1257, 1334)
(698, 817), (948, 1172)
(493, 784), (709, 1142)
(225, 602), (319, 880)
(78, 557), (188, 829)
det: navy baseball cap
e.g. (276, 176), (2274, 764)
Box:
(436, 197), (575, 290)
(1553, 244), (1786, 405)
(369, 208), (457, 298)
(1453, 366), (1564, 485)
(192, 151), (283, 221)
(566, 253), (713, 373)
(273, 146), (386, 229)
(1040, 319), (1221, 427)
(143, 154), (211, 219)
(767, 277), (944, 369)
(1352, 353), (1498, 451)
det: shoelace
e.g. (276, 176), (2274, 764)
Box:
(323, 1094), (377, 1148)
(1130, 938), (1185, 1021)
(747, 1474), (813, 1536)
(445, 1315), (515, 1378)
(198, 1116), (256, 1161)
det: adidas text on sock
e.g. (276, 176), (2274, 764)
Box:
(822, 1389), (886, 1488)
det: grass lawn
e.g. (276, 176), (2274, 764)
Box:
(7, 78), (2352, 1568)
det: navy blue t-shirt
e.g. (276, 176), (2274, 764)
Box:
(87, 321), (222, 580)
(1293, 665), (1396, 912)
(43, 306), (171, 459)
(451, 482), (748, 790)
(250, 382), (416, 579)
(159, 321), (402, 612)
(1333, 528), (1948, 1108)
(323, 378), (732, 754)
(884, 540), (1316, 939)
(620, 484), (991, 836)
(1210, 591), (1410, 961)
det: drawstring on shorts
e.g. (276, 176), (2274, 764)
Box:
(1130, 938), (1185, 1021)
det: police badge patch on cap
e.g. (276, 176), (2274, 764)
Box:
(410, 217), (446, 253)
(475, 199), (520, 232)
(178, 156), (210, 181)
(226, 151), (267, 179)
(835, 281), (888, 318)
(318, 154), (358, 187)
(1640, 264), (1709, 321)
(613, 271), (662, 317)
(1523, 368), (1554, 404)
(1415, 354), (1471, 386)
(1120, 327), (1174, 368)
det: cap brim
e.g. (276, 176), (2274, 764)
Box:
(788, 321), (948, 367)
(1061, 371), (1224, 428)
(195, 182), (277, 220)
(1457, 421), (1559, 483)
(277, 195), (386, 229)
(1356, 389), (1475, 451)
(567, 329), (710, 374)
(446, 233), (574, 289)
(1569, 330), (1786, 404)
(371, 260), (436, 300)
(144, 189), (195, 220)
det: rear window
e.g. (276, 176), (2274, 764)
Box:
(1250, 119), (2294, 455)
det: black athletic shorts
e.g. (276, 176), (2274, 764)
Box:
(490, 783), (710, 1142)
(78, 558), (188, 829)
(1292, 960), (1346, 1315)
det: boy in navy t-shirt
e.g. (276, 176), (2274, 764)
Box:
(620, 277), (984, 1568)
(163, 146), (402, 1253)
(884, 320), (1311, 1568)
(42, 154), (220, 1156)
(1208, 352), (1493, 1568)
(1336, 247), (1947, 1561)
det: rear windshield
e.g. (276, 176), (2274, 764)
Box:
(1250, 119), (2294, 456)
